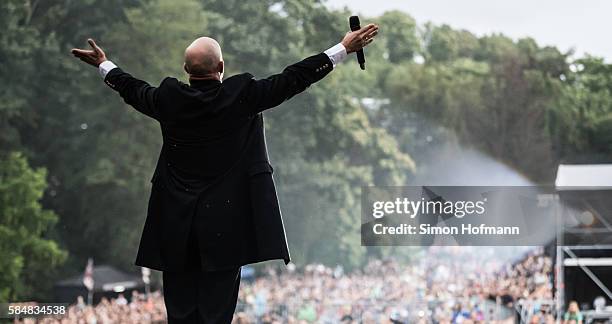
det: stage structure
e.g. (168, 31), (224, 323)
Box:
(555, 164), (612, 322)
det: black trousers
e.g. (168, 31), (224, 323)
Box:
(162, 225), (241, 324)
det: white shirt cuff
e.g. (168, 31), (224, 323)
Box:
(99, 60), (118, 78)
(324, 43), (347, 68)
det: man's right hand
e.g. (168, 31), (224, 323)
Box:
(341, 23), (379, 54)
(71, 38), (107, 67)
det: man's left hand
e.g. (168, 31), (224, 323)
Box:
(71, 38), (107, 67)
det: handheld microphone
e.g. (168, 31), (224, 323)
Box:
(349, 15), (366, 70)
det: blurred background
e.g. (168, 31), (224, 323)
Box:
(1, 0), (612, 322)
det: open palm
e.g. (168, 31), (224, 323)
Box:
(71, 38), (107, 67)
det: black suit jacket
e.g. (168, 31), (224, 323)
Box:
(104, 53), (334, 271)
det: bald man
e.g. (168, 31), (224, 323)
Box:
(72, 24), (378, 323)
(183, 37), (224, 79)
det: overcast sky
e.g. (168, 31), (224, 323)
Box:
(325, 0), (611, 61)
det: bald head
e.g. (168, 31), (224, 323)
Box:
(184, 37), (223, 80)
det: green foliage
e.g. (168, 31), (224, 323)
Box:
(383, 30), (574, 181)
(0, 152), (67, 302)
(378, 11), (420, 63)
(549, 57), (612, 162)
(424, 24), (479, 62)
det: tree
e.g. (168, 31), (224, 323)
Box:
(0, 152), (67, 302)
(424, 24), (479, 62)
(382, 26), (572, 182)
(378, 10), (420, 63)
(549, 57), (612, 163)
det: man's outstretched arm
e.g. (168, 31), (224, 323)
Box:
(71, 39), (159, 120)
(245, 23), (379, 114)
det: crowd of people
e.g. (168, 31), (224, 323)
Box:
(26, 247), (553, 323)
(31, 291), (167, 324)
(234, 247), (553, 323)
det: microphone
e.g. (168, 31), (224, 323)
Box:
(349, 15), (366, 70)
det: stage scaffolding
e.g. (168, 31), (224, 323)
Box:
(555, 164), (612, 323)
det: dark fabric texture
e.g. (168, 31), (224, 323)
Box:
(104, 52), (334, 271)
(162, 226), (241, 324)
